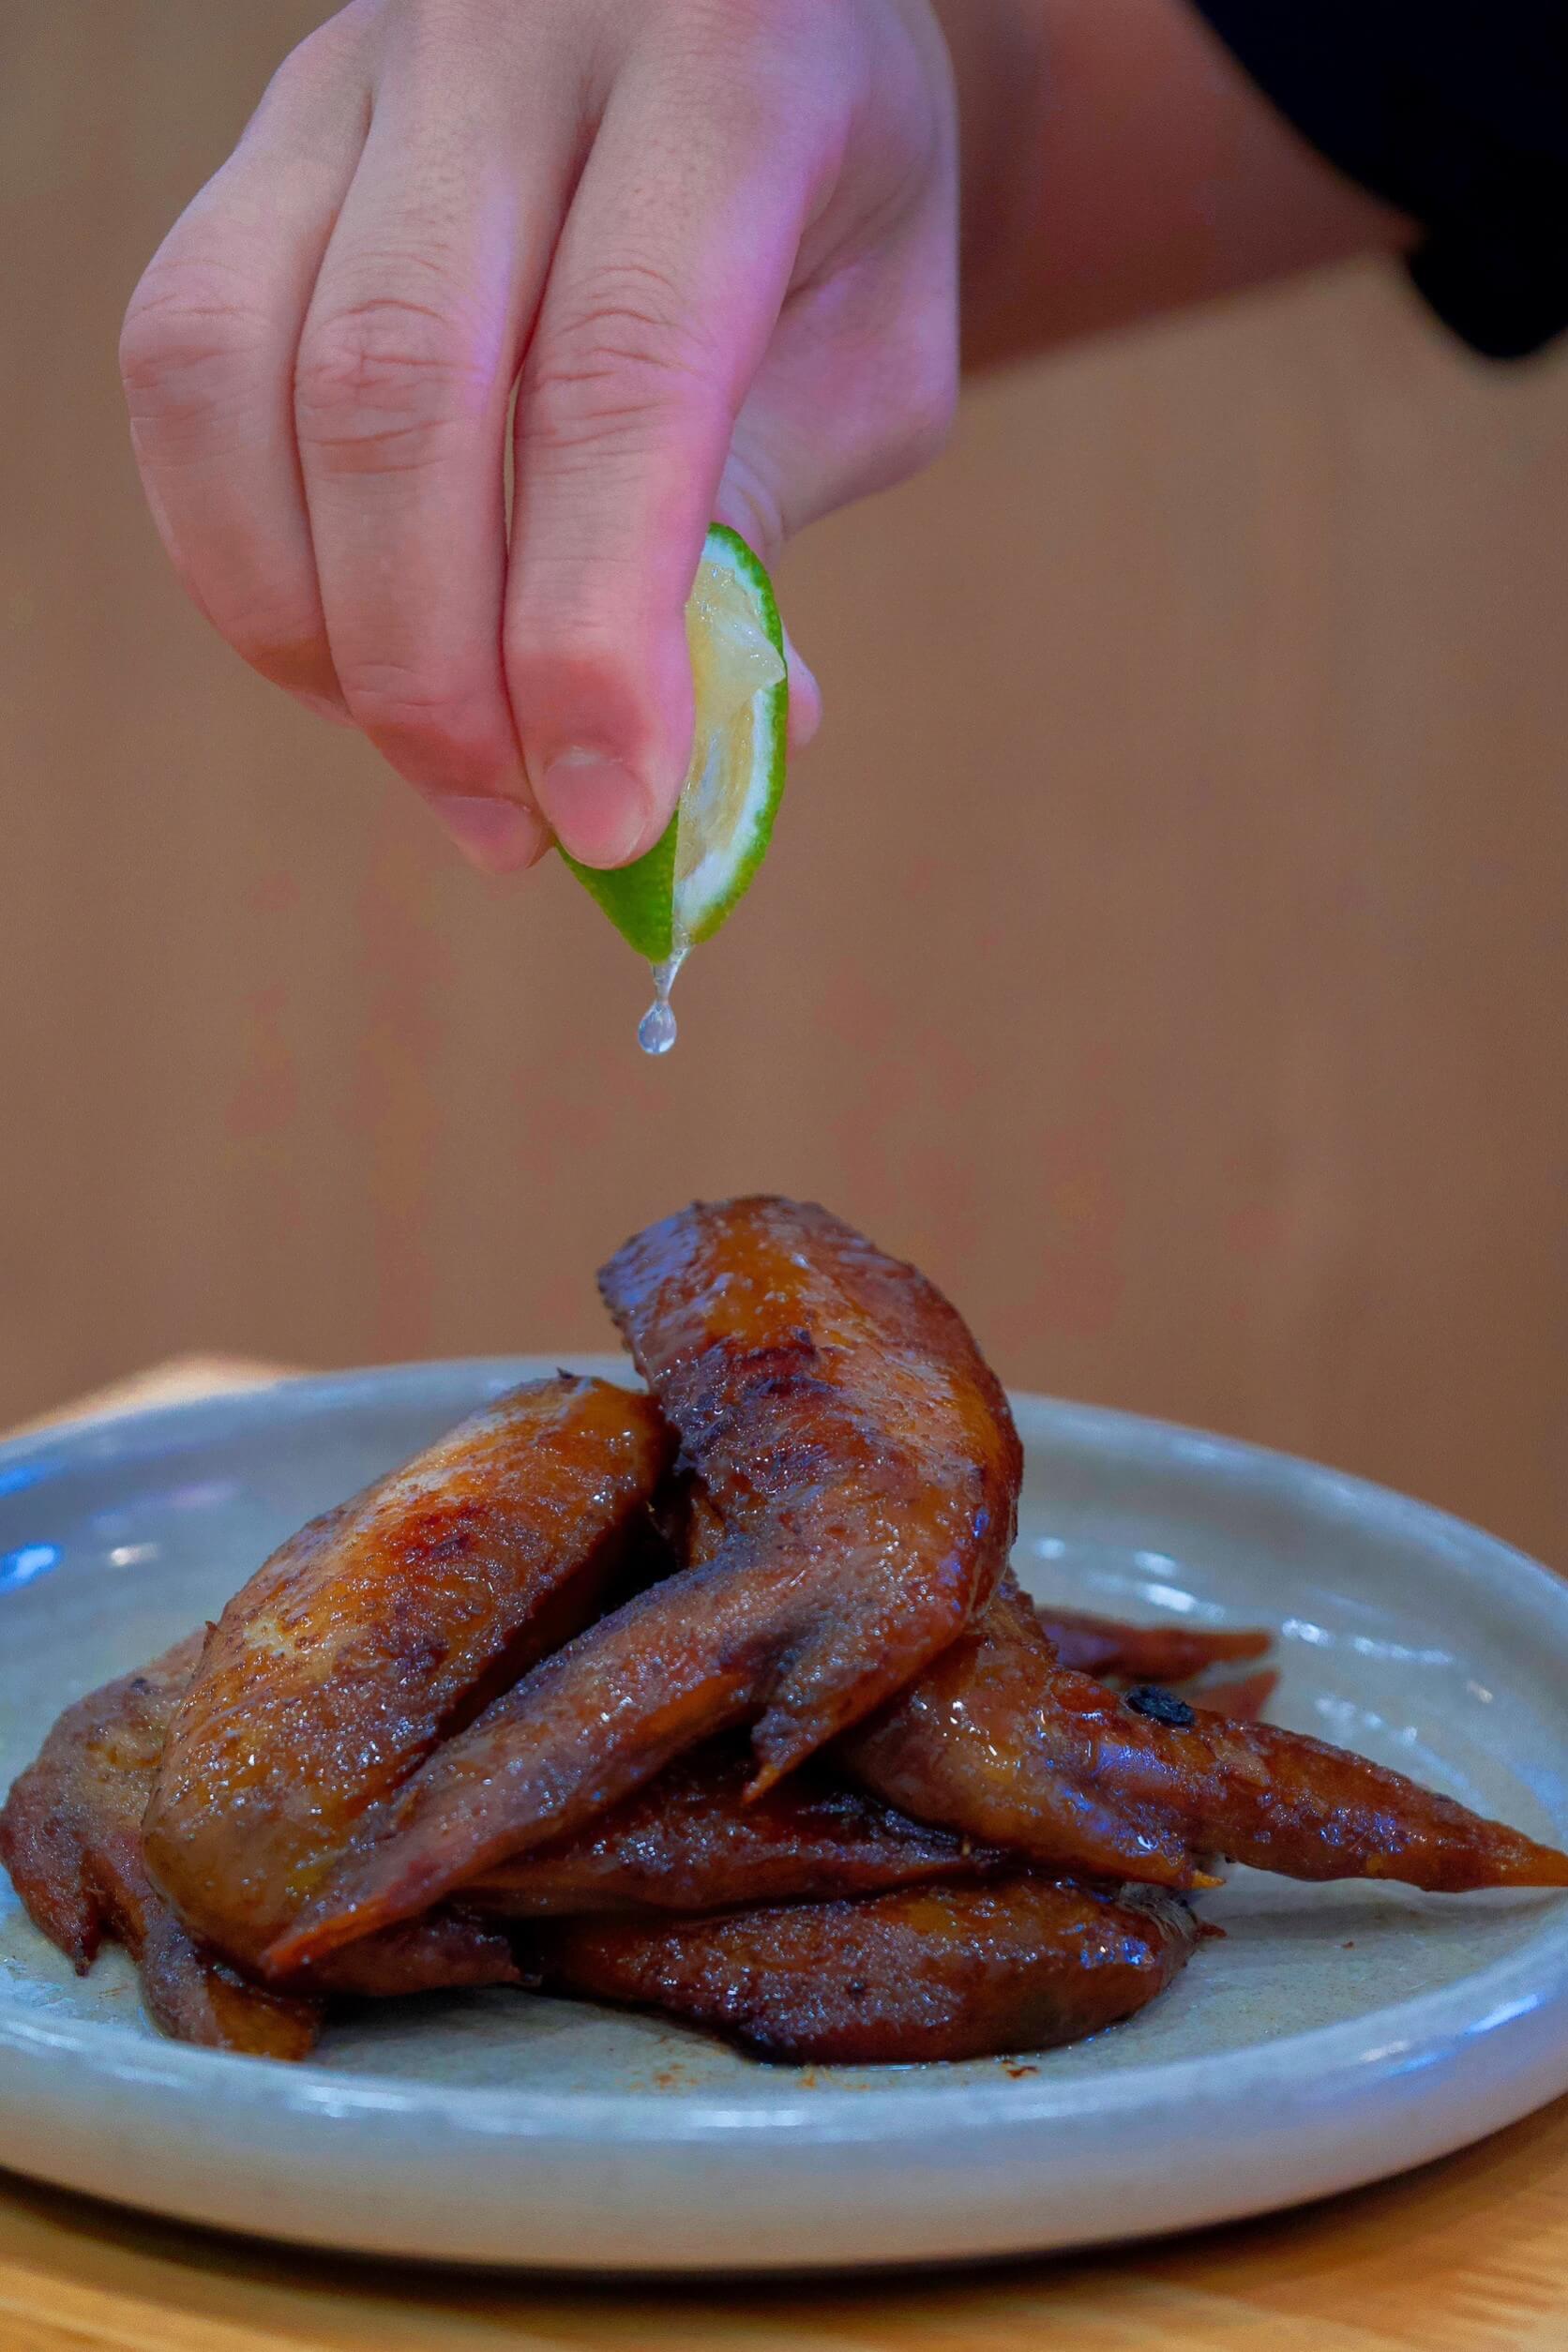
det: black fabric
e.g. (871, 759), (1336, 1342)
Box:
(1189, 1), (1568, 358)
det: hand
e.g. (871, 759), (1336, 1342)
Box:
(119, 0), (958, 871)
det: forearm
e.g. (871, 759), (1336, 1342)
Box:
(936, 0), (1415, 369)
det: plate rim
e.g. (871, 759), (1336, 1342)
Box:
(4, 1351), (1561, 1604)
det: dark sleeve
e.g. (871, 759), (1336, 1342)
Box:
(1187, 1), (1568, 358)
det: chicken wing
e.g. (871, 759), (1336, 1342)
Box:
(846, 1575), (1568, 1892)
(143, 1375), (671, 1970)
(463, 1740), (1005, 1918)
(267, 1199), (1021, 1975)
(1, 1636), (525, 2058)
(1036, 1606), (1272, 1684)
(463, 1668), (1271, 1921)
(1, 1636), (322, 2058)
(536, 1875), (1199, 2064)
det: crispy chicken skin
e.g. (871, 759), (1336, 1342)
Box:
(0, 1636), (524, 2058)
(144, 1375), (671, 1971)
(461, 1663), (1272, 1922)
(463, 1661), (1271, 1921)
(599, 1199), (1023, 1785)
(266, 1200), (1021, 1975)
(464, 1740), (1005, 1918)
(847, 1576), (1568, 1893)
(12, 1195), (1559, 2073)
(300, 1909), (526, 2001)
(1035, 1607), (1271, 1684)
(537, 1875), (1199, 2065)
(0, 1636), (321, 2058)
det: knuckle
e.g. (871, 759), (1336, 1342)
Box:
(397, 0), (517, 53)
(524, 261), (720, 453)
(226, 606), (332, 687)
(119, 258), (271, 426)
(294, 292), (490, 474)
(506, 612), (619, 681)
(505, 621), (651, 739)
(336, 659), (509, 781)
(635, 0), (844, 164)
(261, 9), (363, 98)
(652, 0), (831, 54)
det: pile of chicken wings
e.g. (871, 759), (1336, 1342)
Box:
(5, 1199), (1563, 2066)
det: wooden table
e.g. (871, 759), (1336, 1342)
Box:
(3, 1362), (1565, 2352)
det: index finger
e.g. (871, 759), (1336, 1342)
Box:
(505, 28), (826, 867)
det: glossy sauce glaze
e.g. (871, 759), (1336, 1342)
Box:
(465, 1737), (1009, 1917)
(0, 1633), (527, 2058)
(144, 1375), (671, 1969)
(848, 1574), (1568, 1894)
(537, 1875), (1199, 2065)
(267, 1199), (1022, 1974)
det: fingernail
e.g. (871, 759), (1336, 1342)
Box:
(783, 631), (822, 751)
(536, 748), (653, 867)
(430, 794), (549, 874)
(296, 689), (354, 730)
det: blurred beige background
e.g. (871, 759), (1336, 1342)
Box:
(2, 4), (1564, 1560)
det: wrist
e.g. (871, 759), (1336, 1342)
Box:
(934, 0), (1413, 370)
(929, 0), (1050, 367)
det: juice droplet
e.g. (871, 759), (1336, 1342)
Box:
(638, 997), (677, 1055)
(637, 950), (686, 1057)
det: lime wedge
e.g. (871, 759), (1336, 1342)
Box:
(559, 526), (788, 995)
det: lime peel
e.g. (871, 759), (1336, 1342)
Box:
(559, 525), (789, 1013)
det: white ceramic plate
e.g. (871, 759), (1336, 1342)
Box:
(2, 1360), (1565, 2273)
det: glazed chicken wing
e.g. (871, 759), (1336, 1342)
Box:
(0, 1638), (524, 2057)
(267, 1199), (1021, 1975)
(463, 1665), (1271, 1922)
(0, 1636), (321, 2058)
(463, 1740), (1005, 1918)
(536, 1875), (1199, 2065)
(144, 1375), (671, 1971)
(1035, 1606), (1271, 1685)
(847, 1575), (1568, 1893)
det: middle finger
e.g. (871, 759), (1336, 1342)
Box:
(294, 38), (580, 861)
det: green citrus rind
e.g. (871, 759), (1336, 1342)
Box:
(559, 822), (678, 963)
(558, 524), (788, 963)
